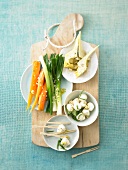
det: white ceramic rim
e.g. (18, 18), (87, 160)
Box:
(20, 64), (32, 103)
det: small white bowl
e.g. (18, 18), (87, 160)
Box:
(64, 90), (99, 127)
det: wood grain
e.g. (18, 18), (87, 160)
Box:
(31, 13), (99, 148)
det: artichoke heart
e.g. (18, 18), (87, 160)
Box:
(75, 56), (89, 77)
(65, 33), (79, 62)
(78, 31), (86, 58)
(64, 62), (78, 70)
(75, 45), (99, 77)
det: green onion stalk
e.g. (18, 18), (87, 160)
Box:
(50, 54), (57, 111)
(39, 54), (64, 115)
(55, 54), (64, 115)
(39, 54), (53, 115)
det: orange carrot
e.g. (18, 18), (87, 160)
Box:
(31, 69), (45, 111)
(38, 81), (47, 111)
(26, 61), (41, 110)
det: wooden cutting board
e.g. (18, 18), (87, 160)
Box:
(31, 13), (99, 148)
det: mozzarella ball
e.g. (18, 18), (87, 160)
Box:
(79, 98), (87, 103)
(79, 93), (87, 100)
(73, 98), (79, 104)
(57, 124), (66, 133)
(73, 103), (82, 111)
(88, 102), (94, 111)
(76, 113), (86, 121)
(67, 104), (74, 112)
(82, 109), (90, 117)
(79, 100), (87, 108)
(61, 137), (70, 147)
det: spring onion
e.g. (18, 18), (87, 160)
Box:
(55, 54), (64, 115)
(39, 54), (53, 115)
(39, 54), (64, 115)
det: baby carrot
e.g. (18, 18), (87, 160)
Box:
(31, 69), (45, 111)
(38, 81), (47, 111)
(26, 61), (41, 110)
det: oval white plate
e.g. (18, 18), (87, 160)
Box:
(20, 64), (73, 110)
(43, 115), (79, 151)
(60, 40), (98, 83)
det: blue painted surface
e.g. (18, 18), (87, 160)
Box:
(0, 0), (128, 170)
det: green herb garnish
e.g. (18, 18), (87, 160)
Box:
(46, 130), (54, 133)
(79, 90), (84, 99)
(57, 138), (62, 149)
(59, 144), (66, 150)
(57, 138), (67, 150)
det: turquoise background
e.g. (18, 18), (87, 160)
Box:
(0, 0), (128, 170)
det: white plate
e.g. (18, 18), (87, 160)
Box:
(60, 40), (98, 83)
(20, 64), (73, 110)
(43, 115), (79, 151)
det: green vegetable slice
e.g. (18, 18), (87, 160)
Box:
(59, 144), (67, 150)
(43, 54), (53, 115)
(57, 138), (62, 149)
